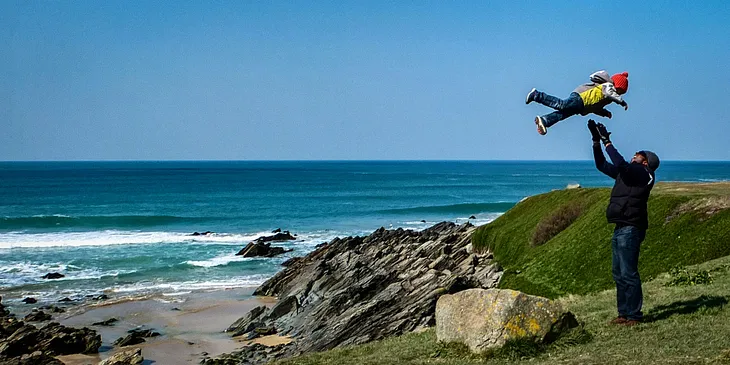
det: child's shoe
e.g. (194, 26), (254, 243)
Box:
(525, 88), (537, 104)
(535, 116), (547, 135)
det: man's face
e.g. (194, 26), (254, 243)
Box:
(631, 152), (648, 166)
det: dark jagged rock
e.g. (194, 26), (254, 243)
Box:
(58, 297), (73, 303)
(469, 215), (477, 219)
(216, 221), (502, 363)
(272, 228), (281, 233)
(191, 231), (214, 236)
(113, 334), (145, 347)
(127, 328), (160, 338)
(41, 273), (65, 280)
(236, 242), (293, 258)
(92, 318), (118, 326)
(255, 231), (296, 243)
(23, 311), (51, 322)
(0, 297), (9, 317)
(114, 328), (160, 347)
(19, 299), (35, 305)
(86, 294), (109, 301)
(39, 306), (65, 314)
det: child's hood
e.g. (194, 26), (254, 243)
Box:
(589, 70), (612, 84)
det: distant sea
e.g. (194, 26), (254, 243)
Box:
(1, 161), (729, 305)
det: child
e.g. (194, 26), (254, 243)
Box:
(526, 71), (629, 135)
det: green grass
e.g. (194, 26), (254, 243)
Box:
(274, 255), (730, 365)
(471, 182), (730, 298)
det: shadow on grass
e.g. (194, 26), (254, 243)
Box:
(645, 295), (728, 322)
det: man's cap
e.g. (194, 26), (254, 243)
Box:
(637, 150), (660, 171)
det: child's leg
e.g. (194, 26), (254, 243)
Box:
(533, 91), (571, 110)
(540, 93), (585, 128)
(541, 110), (580, 128)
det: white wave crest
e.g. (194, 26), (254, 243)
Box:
(0, 230), (275, 249)
(110, 275), (269, 294)
(185, 253), (246, 268)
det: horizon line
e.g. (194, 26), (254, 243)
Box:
(2, 159), (730, 163)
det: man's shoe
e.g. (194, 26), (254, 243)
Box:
(526, 88), (537, 104)
(620, 319), (642, 327)
(608, 317), (628, 325)
(535, 116), (547, 135)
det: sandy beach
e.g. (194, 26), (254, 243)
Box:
(52, 288), (275, 365)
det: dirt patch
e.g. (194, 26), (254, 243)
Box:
(665, 196), (730, 224)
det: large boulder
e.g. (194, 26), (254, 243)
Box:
(98, 347), (143, 365)
(435, 288), (577, 353)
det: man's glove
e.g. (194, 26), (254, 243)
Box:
(621, 101), (628, 111)
(587, 120), (601, 142)
(596, 122), (612, 145)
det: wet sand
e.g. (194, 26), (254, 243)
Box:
(55, 288), (275, 365)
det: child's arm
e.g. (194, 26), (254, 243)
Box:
(594, 108), (613, 119)
(601, 83), (628, 110)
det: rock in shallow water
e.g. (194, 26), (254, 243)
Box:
(41, 272), (65, 280)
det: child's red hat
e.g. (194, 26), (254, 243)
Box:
(612, 72), (629, 94)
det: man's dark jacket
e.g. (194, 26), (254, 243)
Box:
(593, 143), (655, 230)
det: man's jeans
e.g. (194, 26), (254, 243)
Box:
(533, 91), (585, 127)
(612, 224), (646, 321)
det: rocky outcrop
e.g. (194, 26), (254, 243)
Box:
(19, 299), (35, 305)
(201, 343), (289, 365)
(0, 321), (101, 359)
(222, 222), (502, 362)
(235, 242), (293, 258)
(436, 288), (578, 353)
(0, 351), (64, 365)
(1, 296), (101, 362)
(98, 347), (143, 365)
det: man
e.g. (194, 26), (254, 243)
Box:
(588, 119), (660, 326)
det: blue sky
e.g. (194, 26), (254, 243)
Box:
(2, 1), (729, 161)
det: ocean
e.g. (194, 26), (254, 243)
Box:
(1, 161), (729, 306)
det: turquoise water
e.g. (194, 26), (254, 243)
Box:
(1, 161), (729, 304)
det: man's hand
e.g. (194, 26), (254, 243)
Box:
(596, 122), (612, 145)
(622, 101), (629, 111)
(606, 110), (613, 119)
(587, 120), (602, 142)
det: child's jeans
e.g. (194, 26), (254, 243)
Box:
(533, 91), (585, 128)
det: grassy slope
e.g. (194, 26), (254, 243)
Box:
(274, 255), (730, 365)
(471, 182), (730, 298)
